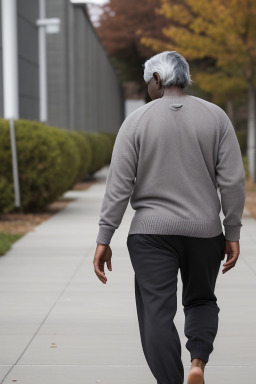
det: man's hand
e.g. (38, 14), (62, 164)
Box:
(93, 243), (112, 284)
(222, 240), (240, 274)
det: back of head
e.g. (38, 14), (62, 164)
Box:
(143, 51), (193, 89)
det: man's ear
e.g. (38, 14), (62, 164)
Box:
(153, 72), (161, 88)
(153, 72), (159, 82)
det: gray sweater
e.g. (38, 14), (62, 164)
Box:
(96, 94), (246, 244)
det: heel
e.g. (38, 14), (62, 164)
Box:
(187, 366), (204, 384)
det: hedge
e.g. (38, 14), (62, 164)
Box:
(0, 119), (117, 213)
(0, 176), (14, 214)
(98, 132), (116, 164)
(69, 131), (92, 182)
(81, 132), (109, 175)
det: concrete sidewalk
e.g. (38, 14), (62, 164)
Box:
(0, 166), (255, 384)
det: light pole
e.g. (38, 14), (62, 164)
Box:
(36, 0), (60, 123)
(1, 0), (19, 119)
(1, 0), (20, 208)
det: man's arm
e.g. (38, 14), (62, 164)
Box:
(96, 118), (138, 245)
(216, 117), (246, 241)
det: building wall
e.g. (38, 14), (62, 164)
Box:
(0, 0), (124, 132)
(46, 0), (124, 132)
(46, 0), (69, 128)
(17, 0), (39, 119)
(0, 0), (40, 120)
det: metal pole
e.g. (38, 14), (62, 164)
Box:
(1, 0), (19, 118)
(39, 0), (48, 123)
(1, 0), (20, 208)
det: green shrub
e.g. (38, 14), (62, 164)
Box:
(41, 124), (80, 196)
(98, 133), (113, 164)
(0, 119), (116, 213)
(0, 119), (79, 212)
(67, 131), (92, 182)
(0, 176), (14, 213)
(81, 132), (108, 175)
(98, 132), (117, 164)
(101, 132), (117, 147)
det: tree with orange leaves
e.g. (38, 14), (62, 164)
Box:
(141, 0), (256, 181)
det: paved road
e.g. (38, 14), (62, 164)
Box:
(0, 166), (255, 384)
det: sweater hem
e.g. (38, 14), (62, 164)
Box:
(128, 214), (223, 238)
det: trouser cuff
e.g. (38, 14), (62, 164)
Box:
(190, 350), (209, 364)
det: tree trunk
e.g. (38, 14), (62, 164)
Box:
(247, 81), (256, 183)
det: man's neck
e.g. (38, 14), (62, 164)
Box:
(162, 85), (187, 97)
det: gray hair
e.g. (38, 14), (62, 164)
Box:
(143, 51), (193, 89)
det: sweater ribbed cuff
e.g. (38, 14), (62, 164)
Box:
(224, 224), (242, 241)
(96, 226), (116, 245)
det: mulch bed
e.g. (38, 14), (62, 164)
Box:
(0, 178), (97, 235)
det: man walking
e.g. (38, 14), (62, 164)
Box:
(93, 51), (246, 384)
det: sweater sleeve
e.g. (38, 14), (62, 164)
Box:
(96, 118), (138, 245)
(216, 117), (246, 241)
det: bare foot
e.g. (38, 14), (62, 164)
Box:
(187, 358), (205, 384)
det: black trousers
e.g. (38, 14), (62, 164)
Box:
(126, 232), (225, 384)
